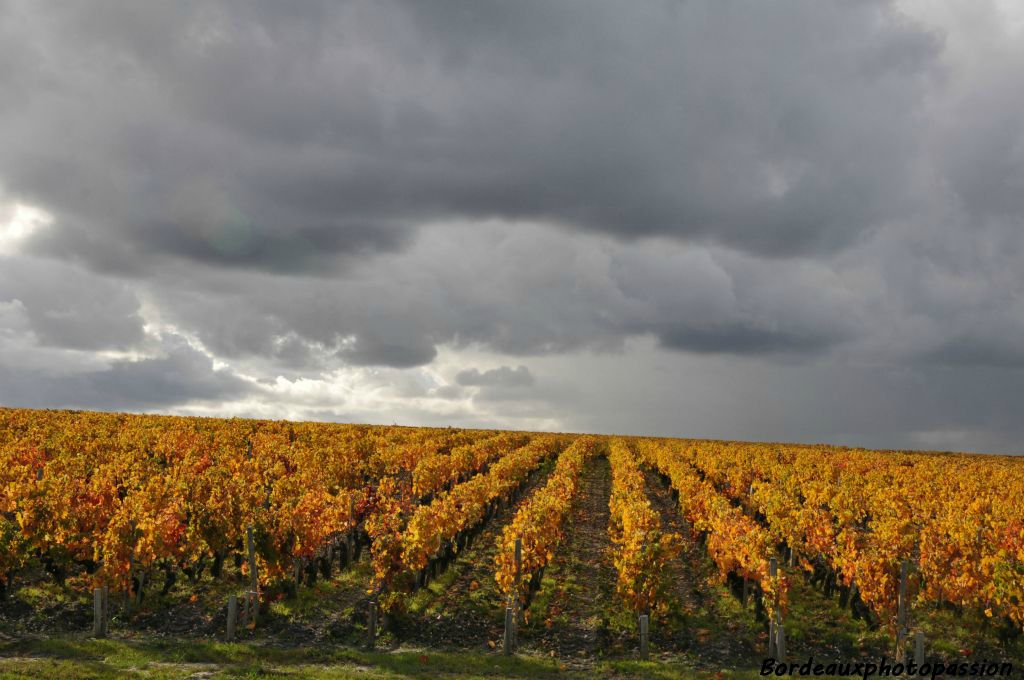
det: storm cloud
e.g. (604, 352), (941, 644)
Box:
(0, 334), (256, 411)
(1, 0), (944, 270)
(1, 0), (1024, 453)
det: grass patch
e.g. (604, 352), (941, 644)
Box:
(0, 634), (778, 679)
(0, 636), (581, 679)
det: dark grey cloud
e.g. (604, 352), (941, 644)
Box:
(0, 334), (255, 411)
(0, 0), (945, 278)
(523, 340), (1024, 454)
(340, 333), (439, 369)
(921, 336), (1024, 370)
(0, 255), (145, 350)
(135, 224), (863, 369)
(456, 365), (534, 388)
(656, 325), (832, 355)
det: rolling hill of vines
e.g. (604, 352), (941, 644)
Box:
(1, 406), (1022, 673)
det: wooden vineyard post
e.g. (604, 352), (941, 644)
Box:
(768, 557), (784, 660)
(514, 537), (522, 623)
(768, 558), (776, 657)
(914, 630), (924, 666)
(775, 613), (786, 661)
(639, 613), (650, 661)
(92, 588), (105, 638)
(367, 598), (378, 649)
(102, 586), (109, 636)
(91, 586), (99, 636)
(347, 496), (356, 566)
(134, 570), (145, 610)
(246, 525), (259, 626)
(503, 536), (524, 656)
(896, 560), (909, 663)
(226, 595), (238, 641)
(503, 607), (514, 656)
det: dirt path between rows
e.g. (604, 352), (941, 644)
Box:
(524, 455), (618, 663)
(642, 467), (763, 666)
(396, 461), (557, 651)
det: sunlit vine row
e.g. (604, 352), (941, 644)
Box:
(607, 439), (681, 617)
(677, 439), (1024, 630)
(367, 435), (564, 611)
(633, 439), (788, 618)
(0, 408), (494, 595)
(494, 435), (602, 610)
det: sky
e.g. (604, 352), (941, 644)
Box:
(1, 0), (1023, 454)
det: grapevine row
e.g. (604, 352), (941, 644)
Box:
(633, 439), (788, 618)
(0, 408), (497, 597)
(412, 432), (531, 500)
(678, 440), (1024, 631)
(494, 435), (602, 610)
(368, 434), (566, 610)
(607, 439), (681, 616)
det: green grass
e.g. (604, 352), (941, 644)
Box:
(779, 575), (889, 659)
(0, 635), (771, 679)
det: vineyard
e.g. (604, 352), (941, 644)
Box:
(1, 406), (1022, 678)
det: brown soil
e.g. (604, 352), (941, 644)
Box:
(642, 467), (763, 665)
(525, 455), (619, 662)
(394, 464), (555, 651)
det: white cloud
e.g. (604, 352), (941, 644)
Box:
(0, 202), (52, 255)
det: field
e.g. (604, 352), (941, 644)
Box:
(1, 407), (1022, 679)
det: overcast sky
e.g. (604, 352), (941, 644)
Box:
(2, 1), (1023, 454)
